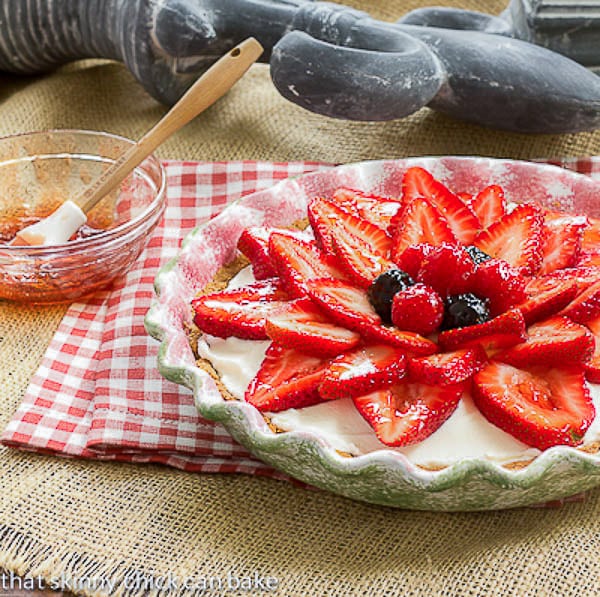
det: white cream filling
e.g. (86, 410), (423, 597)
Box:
(197, 267), (600, 467)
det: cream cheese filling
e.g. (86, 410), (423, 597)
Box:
(195, 267), (600, 467)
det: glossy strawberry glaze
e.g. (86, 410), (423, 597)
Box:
(197, 267), (600, 468)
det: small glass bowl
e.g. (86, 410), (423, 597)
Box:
(0, 130), (166, 303)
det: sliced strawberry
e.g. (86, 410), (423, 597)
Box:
(391, 283), (444, 336)
(245, 344), (329, 412)
(308, 198), (392, 257)
(469, 258), (527, 316)
(560, 279), (600, 323)
(416, 243), (475, 297)
(359, 199), (402, 232)
(438, 309), (527, 352)
(305, 278), (380, 331)
(192, 279), (288, 340)
(237, 227), (276, 280)
(390, 197), (457, 262)
(331, 188), (401, 230)
(538, 222), (583, 275)
(457, 192), (473, 203)
(319, 345), (407, 400)
(525, 266), (600, 296)
(331, 228), (395, 289)
(237, 227), (307, 280)
(394, 243), (436, 279)
(577, 251), (600, 267)
(543, 209), (589, 228)
(265, 298), (360, 357)
(583, 316), (600, 383)
(401, 167), (480, 243)
(582, 218), (600, 253)
(268, 233), (344, 297)
(495, 316), (594, 367)
(305, 279), (437, 355)
(360, 325), (438, 355)
(330, 188), (362, 215)
(353, 381), (464, 447)
(468, 184), (506, 230)
(516, 281), (578, 325)
(473, 362), (594, 450)
(474, 204), (544, 275)
(408, 345), (487, 386)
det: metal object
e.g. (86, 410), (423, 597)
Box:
(0, 0), (599, 133)
(502, 0), (600, 72)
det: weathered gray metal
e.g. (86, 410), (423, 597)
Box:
(0, 0), (599, 133)
(502, 0), (600, 72)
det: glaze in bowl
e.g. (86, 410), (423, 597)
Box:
(0, 130), (165, 303)
(146, 156), (600, 510)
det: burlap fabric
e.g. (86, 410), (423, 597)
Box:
(2, 1), (600, 595)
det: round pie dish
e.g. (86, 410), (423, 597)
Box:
(146, 156), (600, 511)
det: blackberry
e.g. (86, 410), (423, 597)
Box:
(464, 245), (493, 265)
(442, 293), (490, 330)
(367, 269), (415, 323)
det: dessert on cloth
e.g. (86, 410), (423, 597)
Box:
(3, 1), (600, 594)
(1, 160), (325, 480)
(2, 155), (594, 510)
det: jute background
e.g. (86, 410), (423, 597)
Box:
(2, 1), (600, 595)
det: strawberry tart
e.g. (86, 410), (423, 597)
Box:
(187, 165), (600, 471)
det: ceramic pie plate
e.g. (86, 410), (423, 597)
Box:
(145, 156), (600, 511)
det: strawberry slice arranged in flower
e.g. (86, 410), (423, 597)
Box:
(516, 281), (578, 325)
(268, 232), (345, 297)
(319, 345), (407, 399)
(193, 167), (600, 456)
(525, 266), (600, 296)
(245, 344), (330, 412)
(238, 227), (308, 280)
(468, 258), (527, 317)
(306, 278), (437, 355)
(495, 316), (594, 368)
(538, 221), (583, 275)
(438, 309), (527, 352)
(353, 381), (464, 447)
(390, 197), (457, 261)
(306, 278), (380, 330)
(192, 279), (289, 340)
(408, 345), (488, 386)
(401, 166), (480, 243)
(474, 204), (544, 275)
(331, 229), (395, 289)
(415, 243), (475, 297)
(468, 184), (506, 230)
(559, 279), (600, 324)
(473, 362), (595, 450)
(308, 197), (392, 257)
(331, 188), (401, 231)
(583, 316), (600, 383)
(265, 298), (361, 357)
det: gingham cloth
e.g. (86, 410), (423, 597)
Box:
(1, 160), (328, 478)
(1, 157), (599, 491)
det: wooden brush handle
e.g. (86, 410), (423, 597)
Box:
(80, 37), (263, 214)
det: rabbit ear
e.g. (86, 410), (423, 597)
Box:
(270, 30), (444, 121)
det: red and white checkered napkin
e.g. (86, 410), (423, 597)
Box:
(2, 157), (599, 501)
(1, 160), (328, 479)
